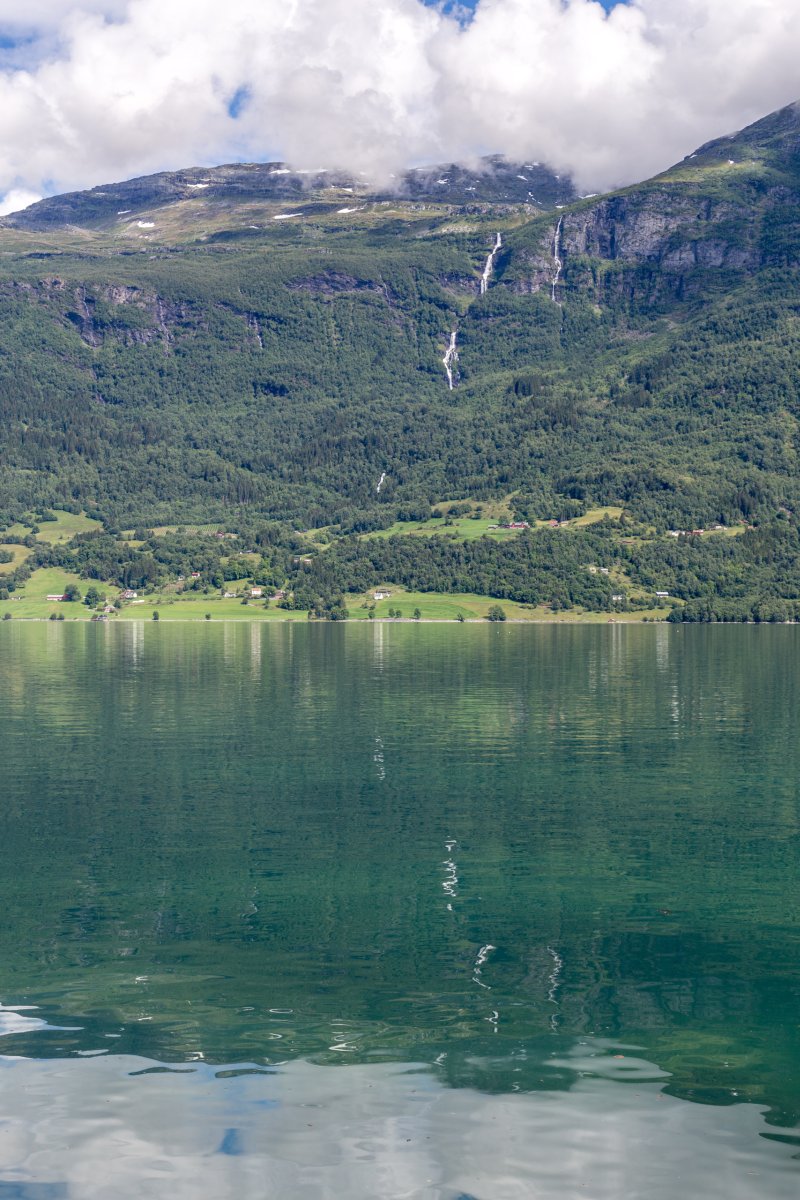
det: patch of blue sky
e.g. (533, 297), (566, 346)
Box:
(0, 27), (51, 70)
(425, 0), (624, 14)
(227, 86), (251, 120)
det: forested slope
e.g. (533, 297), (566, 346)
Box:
(1, 102), (799, 618)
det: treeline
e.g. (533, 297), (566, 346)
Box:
(5, 513), (800, 623)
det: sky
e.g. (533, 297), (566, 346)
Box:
(0, 0), (797, 214)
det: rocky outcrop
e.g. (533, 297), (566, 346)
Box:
(1, 278), (194, 347)
(286, 271), (394, 301)
(507, 181), (799, 303)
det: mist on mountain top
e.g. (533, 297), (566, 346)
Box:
(0, 0), (797, 211)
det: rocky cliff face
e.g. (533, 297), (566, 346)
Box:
(501, 102), (800, 307)
(505, 182), (799, 305)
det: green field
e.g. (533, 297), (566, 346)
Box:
(363, 507), (627, 544)
(364, 517), (526, 542)
(0, 544), (32, 571)
(0, 569), (672, 623)
(566, 506), (625, 528)
(346, 586), (671, 622)
(115, 596), (309, 621)
(34, 511), (103, 544)
(0, 567), (88, 618)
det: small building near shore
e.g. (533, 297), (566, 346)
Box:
(373, 590), (392, 601)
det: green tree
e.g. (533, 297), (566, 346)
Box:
(487, 604), (507, 622)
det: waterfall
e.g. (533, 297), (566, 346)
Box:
(443, 330), (459, 390)
(376, 472), (386, 494)
(551, 216), (564, 304)
(480, 232), (503, 295)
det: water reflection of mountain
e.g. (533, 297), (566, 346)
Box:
(1, 623), (799, 1122)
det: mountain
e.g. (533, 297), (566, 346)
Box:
(1, 101), (800, 620)
(0, 155), (576, 233)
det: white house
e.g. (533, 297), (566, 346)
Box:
(373, 590), (392, 601)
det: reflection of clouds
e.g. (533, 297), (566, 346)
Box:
(0, 1054), (797, 1199)
(0, 1005), (50, 1039)
(0, 1004), (78, 1040)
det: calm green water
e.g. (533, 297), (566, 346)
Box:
(0, 622), (799, 1197)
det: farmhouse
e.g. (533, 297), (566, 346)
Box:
(373, 590), (392, 601)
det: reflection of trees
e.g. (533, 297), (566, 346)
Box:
(1, 623), (799, 1118)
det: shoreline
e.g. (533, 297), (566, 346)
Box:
(2, 614), (660, 625)
(1, 616), (777, 626)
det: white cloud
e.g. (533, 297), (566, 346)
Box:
(0, 186), (42, 214)
(0, 0), (797, 206)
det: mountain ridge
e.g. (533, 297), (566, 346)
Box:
(0, 155), (577, 233)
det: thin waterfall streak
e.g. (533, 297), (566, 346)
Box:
(443, 330), (458, 389)
(480, 232), (502, 295)
(551, 216), (564, 305)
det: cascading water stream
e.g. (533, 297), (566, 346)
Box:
(551, 215), (564, 304)
(442, 330), (459, 390)
(480, 232), (503, 295)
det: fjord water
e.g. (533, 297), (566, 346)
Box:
(0, 622), (799, 1197)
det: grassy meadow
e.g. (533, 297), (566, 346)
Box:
(0, 567), (673, 623)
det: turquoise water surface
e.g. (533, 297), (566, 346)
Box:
(0, 622), (798, 1197)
